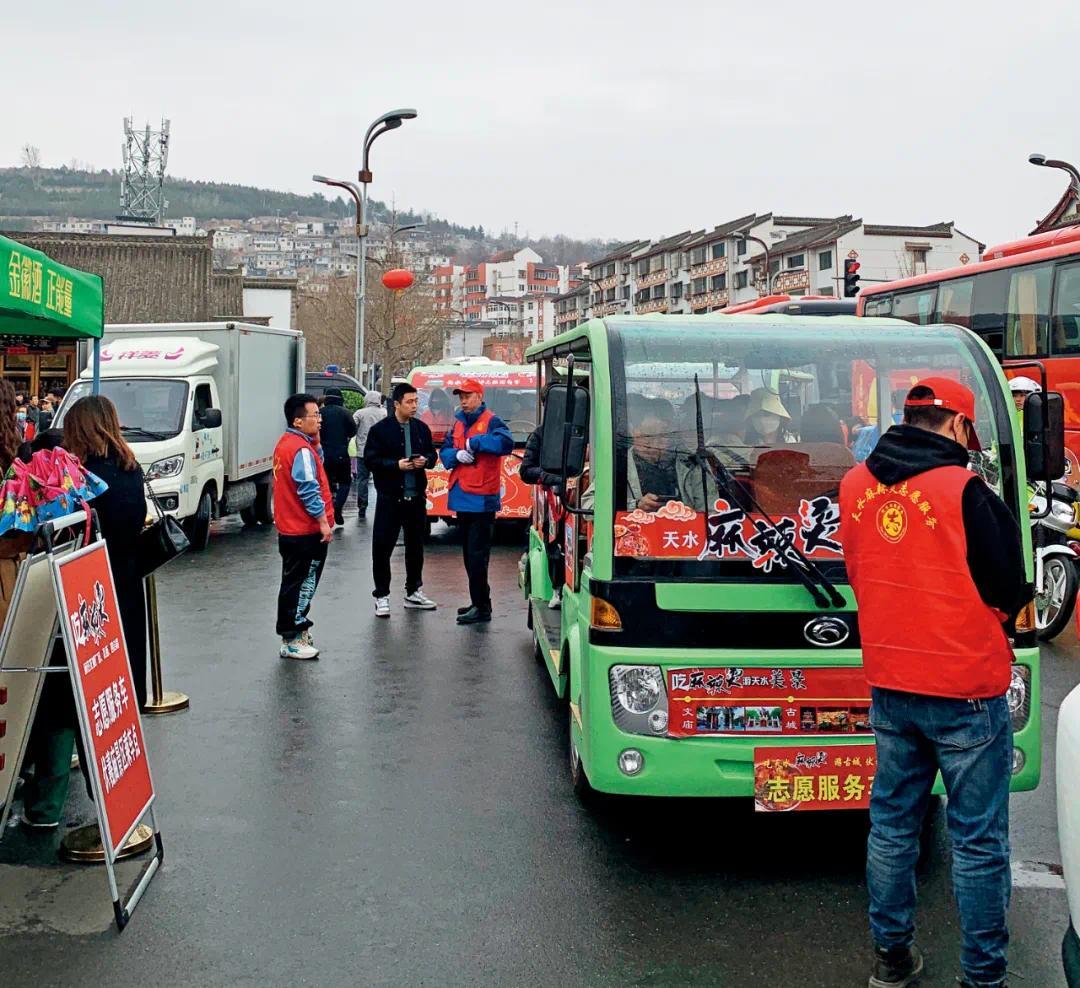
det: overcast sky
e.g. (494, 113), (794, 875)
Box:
(5, 1), (1078, 247)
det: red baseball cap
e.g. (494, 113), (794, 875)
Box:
(904, 377), (981, 450)
(452, 379), (485, 397)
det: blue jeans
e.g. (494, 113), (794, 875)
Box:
(867, 686), (1012, 987)
(355, 460), (371, 513)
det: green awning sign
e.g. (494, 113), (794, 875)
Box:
(0, 235), (104, 340)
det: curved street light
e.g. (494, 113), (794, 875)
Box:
(314, 108), (417, 387)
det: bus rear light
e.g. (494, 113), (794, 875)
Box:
(1008, 665), (1032, 731)
(591, 597), (622, 630)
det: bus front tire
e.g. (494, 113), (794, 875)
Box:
(569, 715), (594, 803)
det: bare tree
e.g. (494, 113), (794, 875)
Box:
(20, 144), (41, 169)
(364, 265), (446, 381)
(296, 276), (361, 375)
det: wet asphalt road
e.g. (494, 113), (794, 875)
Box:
(0, 490), (1075, 987)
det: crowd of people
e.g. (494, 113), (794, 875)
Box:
(271, 378), (514, 660)
(3, 382), (150, 831)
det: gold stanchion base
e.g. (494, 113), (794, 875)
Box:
(59, 823), (154, 863)
(142, 690), (189, 714)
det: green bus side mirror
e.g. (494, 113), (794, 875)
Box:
(541, 384), (589, 478)
(1023, 391), (1066, 484)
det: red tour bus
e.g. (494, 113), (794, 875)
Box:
(720, 293), (858, 316)
(857, 225), (1080, 480)
(407, 357), (537, 525)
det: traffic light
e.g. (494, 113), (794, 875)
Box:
(843, 258), (861, 298)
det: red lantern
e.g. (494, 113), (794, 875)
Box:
(381, 268), (415, 293)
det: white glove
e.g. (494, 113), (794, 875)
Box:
(456, 449), (476, 465)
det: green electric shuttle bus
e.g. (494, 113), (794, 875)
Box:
(521, 315), (1061, 808)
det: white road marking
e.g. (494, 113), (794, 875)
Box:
(1012, 860), (1067, 890)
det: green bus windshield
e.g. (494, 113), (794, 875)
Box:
(605, 318), (1014, 573)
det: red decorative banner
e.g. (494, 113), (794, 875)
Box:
(667, 666), (870, 739)
(56, 542), (154, 855)
(615, 497), (843, 565)
(754, 743), (877, 812)
(410, 370), (536, 390)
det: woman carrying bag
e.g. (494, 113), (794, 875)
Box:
(62, 396), (149, 708)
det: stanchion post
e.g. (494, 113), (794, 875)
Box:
(142, 573), (188, 715)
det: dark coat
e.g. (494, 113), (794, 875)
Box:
(318, 395), (357, 464)
(363, 415), (436, 498)
(85, 454), (149, 707)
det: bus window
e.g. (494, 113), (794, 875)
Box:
(1052, 262), (1080, 354)
(862, 296), (891, 318)
(891, 288), (937, 325)
(971, 268), (1010, 357)
(937, 278), (974, 330)
(1005, 263), (1051, 356)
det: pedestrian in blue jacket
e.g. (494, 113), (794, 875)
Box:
(439, 379), (514, 623)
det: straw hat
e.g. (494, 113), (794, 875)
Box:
(746, 388), (790, 419)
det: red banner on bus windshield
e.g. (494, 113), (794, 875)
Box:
(614, 497), (843, 564)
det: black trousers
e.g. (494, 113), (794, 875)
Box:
(458, 511), (495, 611)
(325, 459), (352, 518)
(372, 494), (426, 598)
(277, 533), (329, 637)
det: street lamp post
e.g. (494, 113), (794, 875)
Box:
(1029, 152), (1080, 197)
(734, 230), (773, 295)
(314, 107), (417, 388)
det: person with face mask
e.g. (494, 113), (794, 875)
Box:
(743, 388), (791, 445)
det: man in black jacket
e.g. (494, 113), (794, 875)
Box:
(318, 388), (357, 528)
(520, 417), (566, 609)
(363, 382), (437, 618)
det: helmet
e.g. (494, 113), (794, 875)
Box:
(1008, 375), (1040, 395)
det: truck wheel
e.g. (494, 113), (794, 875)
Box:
(185, 490), (213, 551)
(254, 483), (274, 526)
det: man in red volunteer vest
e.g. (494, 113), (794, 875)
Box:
(439, 378), (514, 624)
(840, 378), (1028, 988)
(273, 393), (334, 660)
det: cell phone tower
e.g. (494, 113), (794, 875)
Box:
(118, 117), (171, 224)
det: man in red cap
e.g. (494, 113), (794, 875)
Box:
(439, 378), (514, 624)
(840, 377), (1028, 988)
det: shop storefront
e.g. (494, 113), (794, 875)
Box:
(0, 339), (77, 396)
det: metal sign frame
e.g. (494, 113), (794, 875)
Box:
(50, 522), (163, 930)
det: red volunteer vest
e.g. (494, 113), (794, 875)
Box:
(273, 431), (333, 536)
(839, 462), (1012, 699)
(449, 409), (502, 496)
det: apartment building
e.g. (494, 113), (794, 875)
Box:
(551, 212), (984, 333)
(434, 246), (573, 330)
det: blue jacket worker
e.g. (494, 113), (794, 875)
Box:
(439, 378), (514, 624)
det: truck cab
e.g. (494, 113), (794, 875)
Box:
(58, 338), (224, 546)
(55, 322), (302, 549)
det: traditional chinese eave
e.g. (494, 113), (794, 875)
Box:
(1032, 184), (1080, 235)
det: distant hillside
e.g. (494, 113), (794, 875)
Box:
(0, 166), (616, 266)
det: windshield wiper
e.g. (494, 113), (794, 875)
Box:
(689, 375), (846, 609)
(121, 426), (170, 441)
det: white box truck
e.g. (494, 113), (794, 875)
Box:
(54, 322), (305, 549)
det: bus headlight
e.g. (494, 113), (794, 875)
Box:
(1007, 665), (1031, 731)
(611, 665), (664, 714)
(609, 665), (667, 736)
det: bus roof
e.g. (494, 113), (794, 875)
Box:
(526, 313), (942, 360)
(860, 225), (1080, 300)
(408, 358), (534, 388)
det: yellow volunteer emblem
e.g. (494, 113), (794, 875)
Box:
(877, 499), (907, 543)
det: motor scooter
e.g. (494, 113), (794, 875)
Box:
(1031, 481), (1080, 641)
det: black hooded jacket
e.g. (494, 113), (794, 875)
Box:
(318, 394), (357, 464)
(864, 425), (1028, 619)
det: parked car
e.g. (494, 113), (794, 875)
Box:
(305, 371), (367, 412)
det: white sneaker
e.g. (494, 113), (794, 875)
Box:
(404, 589), (437, 610)
(548, 588), (562, 610)
(280, 635), (319, 660)
(375, 596), (391, 618)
